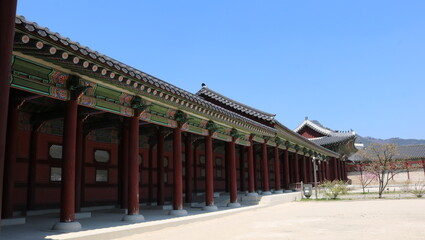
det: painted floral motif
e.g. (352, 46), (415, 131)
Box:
(181, 122), (189, 131)
(140, 111), (151, 121)
(202, 129), (209, 136)
(167, 109), (176, 118)
(200, 120), (208, 127)
(119, 93), (132, 105)
(49, 70), (69, 87)
(79, 95), (95, 107)
(121, 107), (133, 117)
(51, 87), (68, 100)
(169, 120), (177, 128)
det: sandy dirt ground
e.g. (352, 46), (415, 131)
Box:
(108, 199), (425, 240)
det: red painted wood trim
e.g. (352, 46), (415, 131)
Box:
(127, 114), (140, 215)
(172, 127), (183, 210)
(156, 129), (164, 206)
(262, 142), (269, 192)
(205, 134), (214, 206)
(247, 138), (255, 193)
(228, 140), (237, 203)
(0, 0), (17, 221)
(60, 99), (78, 222)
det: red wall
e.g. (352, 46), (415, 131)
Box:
(10, 128), (232, 211)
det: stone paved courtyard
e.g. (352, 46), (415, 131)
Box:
(80, 199), (425, 240)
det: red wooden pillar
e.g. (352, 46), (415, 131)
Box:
(120, 122), (129, 209)
(307, 156), (313, 183)
(274, 145), (282, 193)
(294, 152), (300, 183)
(26, 127), (39, 211)
(169, 127), (187, 215)
(308, 156), (314, 182)
(339, 161), (343, 180)
(298, 153), (304, 184)
(148, 142), (154, 204)
(0, 0), (17, 223)
(304, 156), (309, 183)
(261, 141), (271, 195)
(338, 160), (342, 180)
(246, 136), (257, 196)
(328, 158), (333, 180)
(227, 140), (240, 207)
(52, 98), (81, 230)
(326, 160), (331, 181)
(203, 134), (218, 211)
(343, 161), (347, 181)
(302, 155), (308, 184)
(333, 158), (337, 180)
(225, 142), (230, 193)
(156, 129), (164, 206)
(2, 100), (19, 219)
(75, 117), (84, 212)
(185, 134), (193, 203)
(122, 113), (144, 222)
(317, 160), (322, 183)
(239, 146), (245, 192)
(283, 148), (290, 190)
(192, 144), (198, 194)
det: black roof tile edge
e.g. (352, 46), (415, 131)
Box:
(196, 86), (276, 121)
(15, 15), (340, 157)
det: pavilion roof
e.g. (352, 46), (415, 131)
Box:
(294, 118), (356, 138)
(311, 135), (357, 146)
(196, 85), (276, 122)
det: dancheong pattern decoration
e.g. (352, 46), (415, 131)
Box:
(48, 70), (69, 88)
(9, 15), (342, 158)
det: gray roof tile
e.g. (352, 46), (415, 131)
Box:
(349, 144), (425, 161)
(196, 85), (276, 122)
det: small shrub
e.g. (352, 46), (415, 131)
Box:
(400, 180), (411, 193)
(319, 180), (348, 200)
(410, 181), (425, 198)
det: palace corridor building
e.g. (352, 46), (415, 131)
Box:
(0, 13), (351, 230)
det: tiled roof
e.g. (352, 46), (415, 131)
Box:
(196, 85), (276, 122)
(294, 118), (355, 138)
(310, 135), (356, 146)
(14, 15), (280, 133)
(13, 15), (341, 158)
(349, 144), (425, 161)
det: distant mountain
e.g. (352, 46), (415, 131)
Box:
(356, 136), (425, 147)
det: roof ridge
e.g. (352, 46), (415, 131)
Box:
(196, 86), (276, 120)
(15, 15), (280, 133)
(295, 119), (355, 137)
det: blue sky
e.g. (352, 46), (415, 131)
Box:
(17, 1), (425, 139)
